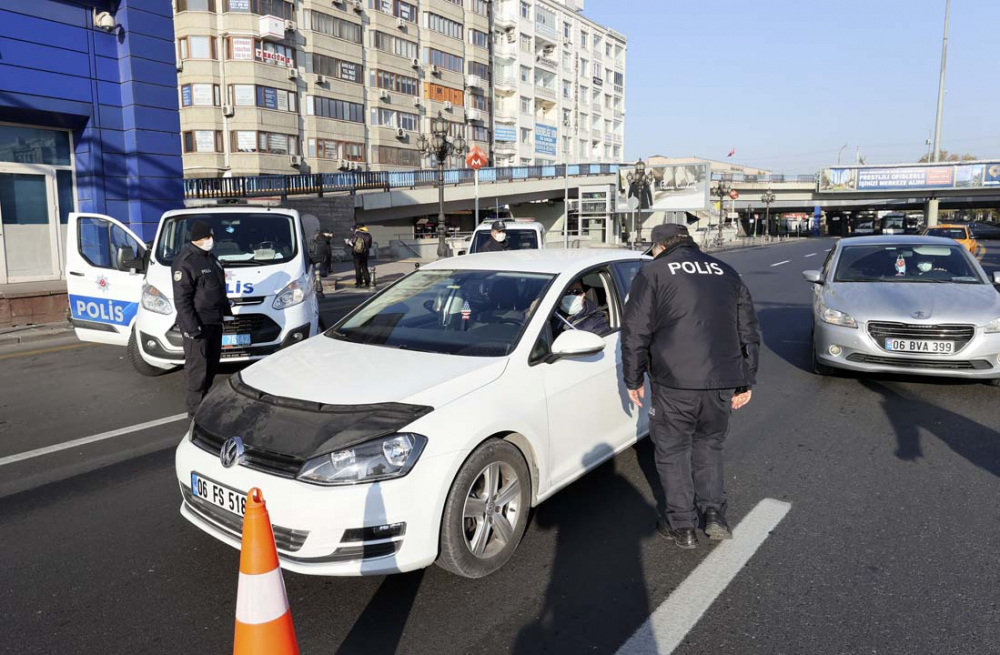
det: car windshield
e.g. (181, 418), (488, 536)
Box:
(471, 229), (539, 253)
(924, 228), (967, 240)
(329, 269), (554, 357)
(834, 244), (984, 284)
(156, 213), (298, 267)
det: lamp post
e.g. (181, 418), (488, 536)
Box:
(714, 179), (731, 244)
(625, 159), (653, 248)
(761, 189), (776, 241)
(418, 111), (467, 259)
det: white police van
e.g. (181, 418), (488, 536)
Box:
(465, 219), (545, 254)
(65, 207), (321, 376)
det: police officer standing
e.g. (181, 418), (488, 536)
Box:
(480, 221), (509, 253)
(622, 224), (760, 549)
(172, 220), (232, 418)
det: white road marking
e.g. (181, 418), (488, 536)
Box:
(825, 248), (832, 252)
(616, 498), (792, 655)
(0, 414), (188, 467)
(804, 253), (818, 258)
(771, 260), (791, 267)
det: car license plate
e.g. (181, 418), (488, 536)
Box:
(222, 334), (251, 348)
(191, 472), (246, 517)
(885, 339), (953, 354)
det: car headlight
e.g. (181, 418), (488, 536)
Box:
(297, 434), (428, 486)
(141, 283), (173, 315)
(986, 318), (1000, 334)
(820, 305), (858, 329)
(273, 274), (313, 310)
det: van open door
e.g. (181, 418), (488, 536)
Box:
(65, 212), (147, 347)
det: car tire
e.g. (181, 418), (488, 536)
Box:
(811, 332), (836, 377)
(128, 331), (170, 377)
(436, 439), (531, 579)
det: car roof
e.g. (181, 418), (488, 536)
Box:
(422, 249), (648, 274)
(926, 224), (968, 230)
(838, 235), (963, 247)
(161, 206), (299, 218)
(472, 221), (544, 231)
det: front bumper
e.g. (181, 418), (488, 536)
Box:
(174, 436), (455, 576)
(814, 321), (1000, 380)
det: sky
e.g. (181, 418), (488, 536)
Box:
(581, 0), (1000, 173)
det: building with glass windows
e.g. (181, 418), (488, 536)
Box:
(0, 0), (183, 290)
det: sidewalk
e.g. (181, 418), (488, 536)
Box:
(318, 257), (432, 294)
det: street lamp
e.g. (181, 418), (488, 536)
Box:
(761, 189), (776, 241)
(714, 179), (731, 244)
(625, 159), (654, 248)
(418, 111), (467, 259)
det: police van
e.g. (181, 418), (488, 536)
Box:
(465, 219), (545, 254)
(65, 207), (322, 376)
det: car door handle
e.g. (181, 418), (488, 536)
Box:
(69, 271), (85, 277)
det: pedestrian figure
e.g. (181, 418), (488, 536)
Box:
(346, 224), (373, 287)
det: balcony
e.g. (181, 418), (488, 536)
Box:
(604, 134), (612, 145)
(495, 142), (517, 155)
(466, 74), (484, 90)
(494, 107), (517, 122)
(535, 85), (557, 102)
(466, 108), (485, 123)
(494, 12), (516, 31)
(535, 21), (559, 43)
(494, 75), (518, 94)
(614, 109), (623, 120)
(614, 135), (622, 144)
(591, 102), (602, 113)
(591, 129), (601, 140)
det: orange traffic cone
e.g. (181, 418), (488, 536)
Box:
(233, 487), (299, 655)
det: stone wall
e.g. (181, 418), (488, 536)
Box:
(286, 196), (357, 261)
(0, 290), (68, 328)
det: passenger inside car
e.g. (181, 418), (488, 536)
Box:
(551, 278), (612, 337)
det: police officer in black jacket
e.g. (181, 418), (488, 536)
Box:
(622, 224), (760, 549)
(172, 220), (233, 418)
(480, 221), (509, 253)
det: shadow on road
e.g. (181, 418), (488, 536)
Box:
(755, 302), (815, 373)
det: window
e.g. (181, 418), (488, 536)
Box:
(605, 94), (613, 108)
(255, 40), (295, 67)
(228, 84), (255, 106)
(303, 10), (363, 43)
(469, 94), (490, 111)
(535, 6), (556, 34)
(580, 30), (588, 49)
(178, 0), (216, 11)
(580, 58), (588, 75)
(181, 84), (221, 107)
(425, 13), (463, 40)
(612, 261), (644, 300)
(373, 31), (418, 60)
(520, 128), (531, 144)
(520, 96), (531, 113)
(307, 138), (365, 161)
(78, 217), (143, 269)
(563, 21), (571, 38)
(253, 132), (298, 155)
(372, 70), (419, 96)
(254, 86), (297, 112)
(472, 0), (489, 16)
(370, 0), (417, 22)
(232, 130), (259, 152)
(309, 53), (363, 83)
(562, 136), (570, 154)
(520, 34), (532, 53)
(178, 36), (217, 60)
(306, 96), (365, 123)
(469, 61), (490, 80)
(371, 108), (420, 131)
(223, 0), (293, 18)
(562, 80), (571, 99)
(424, 83), (464, 106)
(606, 42), (613, 57)
(520, 2), (530, 18)
(562, 109), (571, 124)
(472, 126), (490, 142)
(470, 29), (489, 49)
(373, 145), (421, 167)
(592, 61), (602, 78)
(594, 35), (602, 52)
(182, 130), (223, 153)
(520, 65), (531, 82)
(423, 48), (463, 73)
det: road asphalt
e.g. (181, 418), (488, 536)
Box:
(1, 238), (998, 655)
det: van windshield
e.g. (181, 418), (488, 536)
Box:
(471, 229), (539, 253)
(155, 213), (298, 267)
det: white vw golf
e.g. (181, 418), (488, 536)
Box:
(175, 250), (650, 578)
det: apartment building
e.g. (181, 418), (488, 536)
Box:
(491, 0), (626, 167)
(173, 0), (622, 177)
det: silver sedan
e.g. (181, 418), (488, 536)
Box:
(803, 236), (1000, 385)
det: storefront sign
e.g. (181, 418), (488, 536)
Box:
(231, 37), (254, 61)
(534, 123), (557, 156)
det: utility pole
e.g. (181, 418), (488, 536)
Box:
(927, 0), (951, 228)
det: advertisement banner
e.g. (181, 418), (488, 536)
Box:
(615, 163), (711, 213)
(535, 123), (557, 156)
(231, 37), (254, 61)
(495, 125), (517, 142)
(191, 84), (214, 106)
(262, 87), (278, 110)
(181, 86), (192, 107)
(819, 162), (1000, 192)
(986, 163), (1000, 187)
(233, 85), (255, 107)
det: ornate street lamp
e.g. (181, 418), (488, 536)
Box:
(760, 189), (776, 240)
(714, 179), (732, 243)
(418, 111), (467, 259)
(625, 159), (654, 248)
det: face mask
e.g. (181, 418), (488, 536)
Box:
(561, 294), (585, 316)
(494, 233), (507, 243)
(918, 261), (932, 273)
(196, 238), (214, 252)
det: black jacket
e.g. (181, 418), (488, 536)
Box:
(622, 240), (760, 391)
(351, 230), (373, 255)
(480, 236), (509, 253)
(553, 299), (611, 336)
(171, 243), (232, 336)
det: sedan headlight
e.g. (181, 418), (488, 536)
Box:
(297, 434), (427, 486)
(820, 305), (858, 329)
(273, 274), (313, 310)
(986, 318), (1000, 334)
(141, 283), (173, 315)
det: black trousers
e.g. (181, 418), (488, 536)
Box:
(353, 253), (370, 286)
(183, 323), (223, 418)
(649, 385), (734, 530)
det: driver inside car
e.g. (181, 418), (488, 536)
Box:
(552, 279), (611, 336)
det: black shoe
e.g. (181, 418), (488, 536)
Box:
(656, 519), (698, 549)
(703, 508), (732, 540)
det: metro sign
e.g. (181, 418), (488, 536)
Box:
(466, 146), (488, 170)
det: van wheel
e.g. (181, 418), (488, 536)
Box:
(128, 332), (169, 377)
(437, 440), (530, 579)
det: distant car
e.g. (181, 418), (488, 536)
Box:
(922, 224), (979, 255)
(804, 236), (1000, 385)
(969, 222), (1000, 240)
(466, 220), (545, 254)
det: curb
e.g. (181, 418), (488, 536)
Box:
(0, 323), (75, 347)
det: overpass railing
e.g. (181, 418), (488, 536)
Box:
(184, 163), (621, 201)
(711, 172), (818, 185)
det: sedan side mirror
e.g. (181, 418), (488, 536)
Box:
(802, 270), (824, 285)
(550, 330), (606, 360)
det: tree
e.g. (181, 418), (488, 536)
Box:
(918, 150), (978, 163)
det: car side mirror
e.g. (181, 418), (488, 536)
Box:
(802, 270), (824, 285)
(116, 245), (145, 273)
(550, 330), (606, 360)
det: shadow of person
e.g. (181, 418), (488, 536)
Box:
(754, 302), (816, 373)
(335, 483), (425, 655)
(861, 378), (1000, 477)
(512, 444), (653, 654)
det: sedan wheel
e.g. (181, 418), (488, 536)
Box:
(437, 440), (530, 578)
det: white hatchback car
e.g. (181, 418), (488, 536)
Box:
(175, 250), (650, 578)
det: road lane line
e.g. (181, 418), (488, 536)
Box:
(804, 253), (818, 258)
(616, 498), (792, 655)
(0, 342), (95, 361)
(825, 248), (832, 252)
(0, 414), (188, 467)
(771, 260), (791, 267)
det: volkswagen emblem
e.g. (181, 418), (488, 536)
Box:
(220, 437), (245, 468)
(912, 311), (928, 319)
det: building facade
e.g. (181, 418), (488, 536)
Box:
(174, 0), (624, 177)
(0, 0), (184, 287)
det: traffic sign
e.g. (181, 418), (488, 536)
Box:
(729, 189), (739, 200)
(466, 146), (488, 170)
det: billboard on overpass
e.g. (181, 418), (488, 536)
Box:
(820, 161), (1000, 192)
(616, 162), (711, 213)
